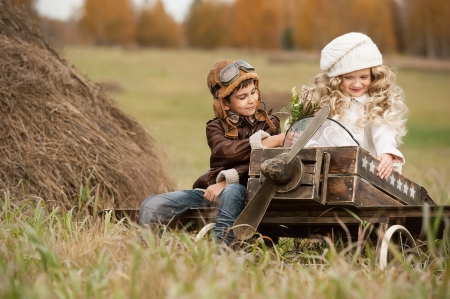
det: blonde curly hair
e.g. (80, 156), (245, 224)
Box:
(300, 65), (408, 144)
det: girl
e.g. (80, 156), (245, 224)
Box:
(299, 32), (408, 179)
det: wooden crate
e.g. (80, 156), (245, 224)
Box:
(248, 147), (329, 204)
(247, 146), (435, 208)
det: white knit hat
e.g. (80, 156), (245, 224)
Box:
(320, 32), (382, 77)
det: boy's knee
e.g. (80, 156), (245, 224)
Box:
(139, 195), (162, 225)
(221, 184), (246, 198)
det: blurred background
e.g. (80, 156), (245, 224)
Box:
(11, 0), (450, 203)
(16, 0), (450, 58)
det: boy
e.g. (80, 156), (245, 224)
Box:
(139, 59), (285, 246)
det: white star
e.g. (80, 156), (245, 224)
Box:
(369, 161), (376, 173)
(410, 187), (416, 198)
(390, 175), (396, 186)
(362, 156), (369, 170)
(397, 179), (402, 190)
(403, 183), (409, 194)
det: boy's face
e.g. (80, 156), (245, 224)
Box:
(223, 81), (258, 117)
(339, 68), (372, 98)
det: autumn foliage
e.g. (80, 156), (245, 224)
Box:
(79, 0), (136, 45)
(136, 0), (180, 48)
(10, 0), (450, 58)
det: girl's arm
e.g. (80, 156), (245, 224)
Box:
(371, 124), (405, 178)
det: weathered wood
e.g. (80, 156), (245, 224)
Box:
(354, 176), (404, 207)
(312, 149), (324, 200)
(249, 149), (263, 176)
(325, 146), (359, 174)
(246, 178), (260, 203)
(273, 185), (316, 200)
(312, 146), (432, 206)
(325, 176), (404, 207)
(262, 147), (322, 162)
(260, 171), (315, 185)
(320, 152), (331, 204)
(355, 149), (424, 205)
(248, 177), (317, 202)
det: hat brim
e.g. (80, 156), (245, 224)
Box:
(222, 72), (259, 98)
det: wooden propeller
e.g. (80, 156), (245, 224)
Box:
(233, 106), (330, 240)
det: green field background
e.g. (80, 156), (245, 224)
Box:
(63, 47), (450, 204)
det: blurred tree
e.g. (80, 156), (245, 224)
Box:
(281, 27), (294, 50)
(136, 0), (180, 48)
(79, 0), (136, 45)
(230, 0), (282, 49)
(294, 0), (396, 52)
(404, 0), (450, 58)
(390, 0), (406, 53)
(184, 0), (231, 49)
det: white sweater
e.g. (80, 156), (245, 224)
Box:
(336, 94), (405, 172)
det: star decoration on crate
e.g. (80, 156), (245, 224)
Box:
(390, 175), (396, 186)
(403, 183), (409, 194)
(397, 178), (403, 190)
(409, 186), (416, 198)
(369, 161), (376, 173)
(362, 156), (369, 170)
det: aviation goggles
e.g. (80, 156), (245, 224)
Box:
(212, 60), (255, 97)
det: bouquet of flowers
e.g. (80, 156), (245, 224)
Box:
(281, 87), (319, 127)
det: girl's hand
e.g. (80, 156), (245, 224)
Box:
(204, 181), (226, 202)
(376, 153), (394, 179)
(284, 132), (301, 147)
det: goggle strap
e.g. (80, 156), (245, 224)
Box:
(211, 83), (221, 98)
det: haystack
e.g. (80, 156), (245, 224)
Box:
(0, 1), (176, 208)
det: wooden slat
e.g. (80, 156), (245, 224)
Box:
(246, 178), (261, 203)
(312, 149), (323, 200)
(320, 152), (331, 204)
(249, 149), (263, 176)
(355, 150), (421, 205)
(323, 146), (359, 174)
(273, 185), (315, 200)
(353, 177), (404, 207)
(260, 172), (315, 185)
(325, 176), (355, 204)
(304, 164), (316, 173)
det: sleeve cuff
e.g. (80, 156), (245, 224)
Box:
(216, 168), (239, 185)
(249, 130), (271, 149)
(379, 147), (405, 167)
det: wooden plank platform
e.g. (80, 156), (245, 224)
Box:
(105, 205), (450, 241)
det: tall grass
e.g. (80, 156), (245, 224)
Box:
(1, 191), (449, 299)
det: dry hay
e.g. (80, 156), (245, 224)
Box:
(0, 1), (176, 209)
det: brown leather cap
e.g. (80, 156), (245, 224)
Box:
(206, 60), (276, 139)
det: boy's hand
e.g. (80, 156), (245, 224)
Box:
(204, 180), (226, 202)
(376, 153), (394, 179)
(261, 132), (286, 148)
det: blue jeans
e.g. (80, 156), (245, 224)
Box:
(139, 184), (247, 246)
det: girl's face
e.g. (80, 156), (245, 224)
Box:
(223, 81), (258, 117)
(340, 68), (372, 98)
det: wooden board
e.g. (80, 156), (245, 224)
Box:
(325, 176), (403, 207)
(323, 146), (430, 205)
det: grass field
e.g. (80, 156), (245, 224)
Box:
(1, 47), (449, 299)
